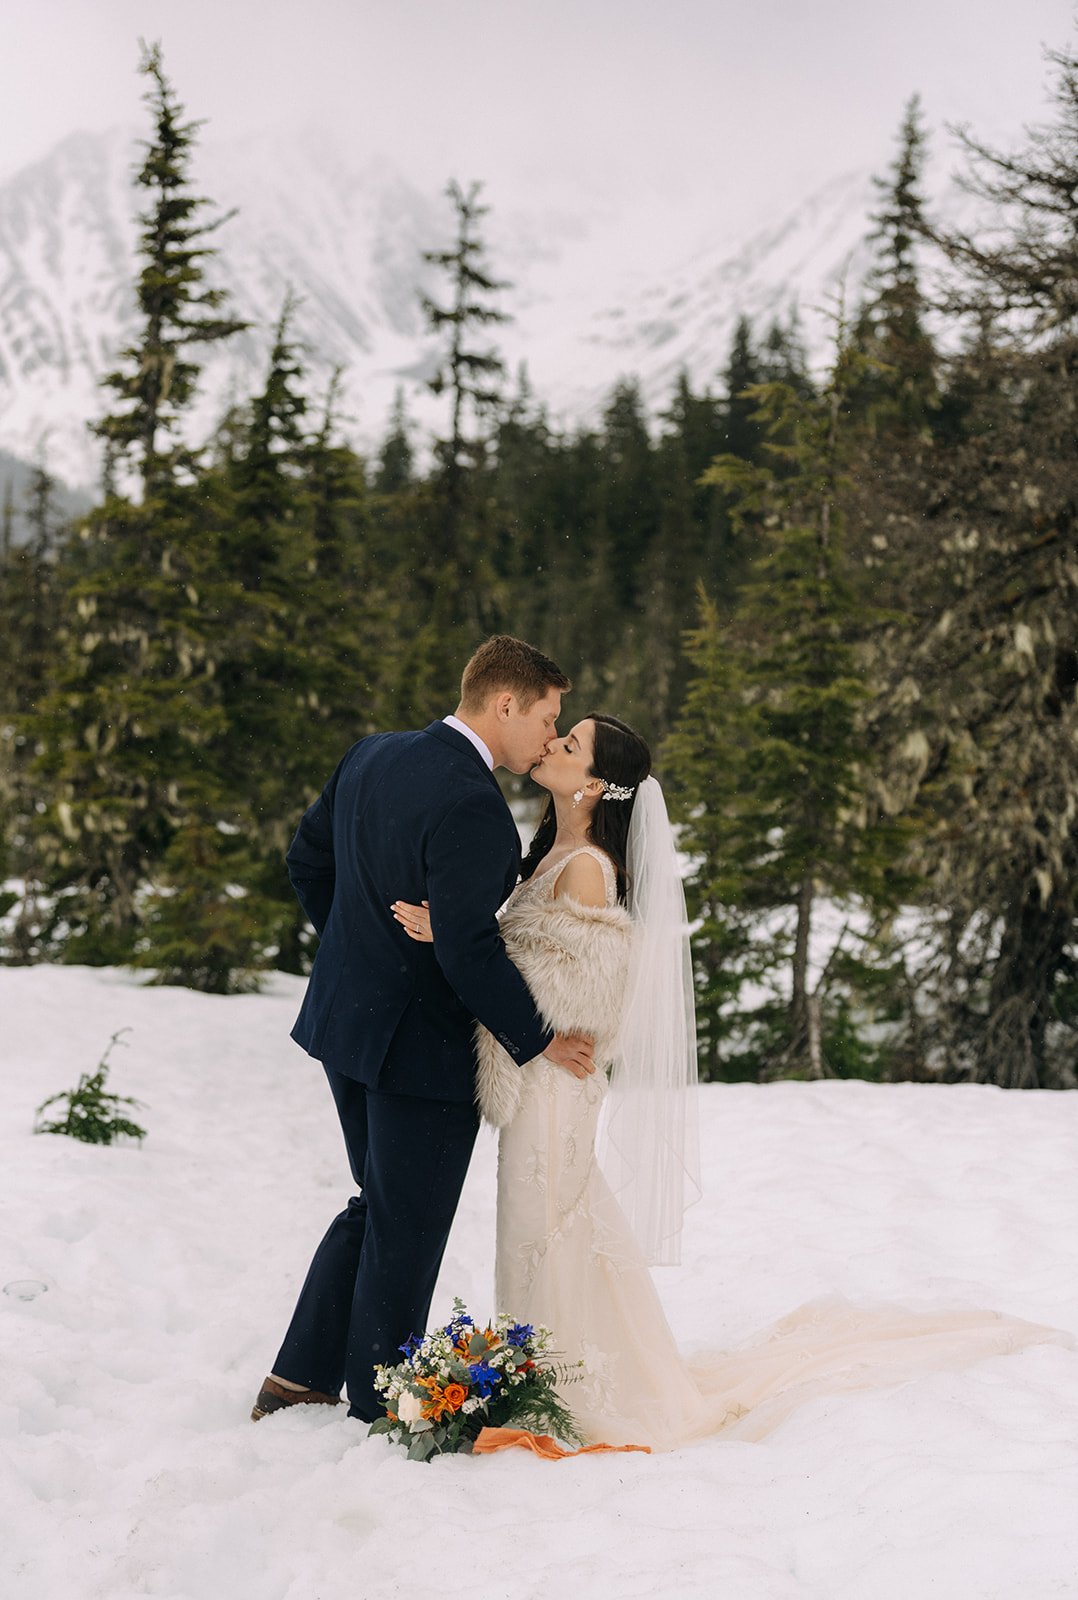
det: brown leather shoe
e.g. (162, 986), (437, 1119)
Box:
(251, 1376), (341, 1420)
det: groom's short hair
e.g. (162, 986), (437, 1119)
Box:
(460, 635), (570, 713)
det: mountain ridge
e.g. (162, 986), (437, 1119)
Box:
(0, 127), (941, 494)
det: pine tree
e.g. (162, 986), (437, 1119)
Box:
(759, 311), (812, 395)
(279, 369), (402, 965)
(31, 485), (229, 961)
(650, 374), (725, 732)
(720, 316), (766, 461)
(516, 425), (613, 717)
(305, 367), (361, 579)
(597, 380), (660, 611)
(421, 180), (510, 575)
(663, 593), (759, 1079)
(218, 291), (307, 582)
(16, 458), (58, 696)
(839, 99), (943, 635)
(670, 331), (911, 1080)
(373, 387), (415, 497)
(0, 458), (62, 960)
(1, 477), (13, 555)
(658, 374), (728, 601)
(28, 45), (246, 967)
(885, 43), (1078, 1087)
(700, 317), (776, 603)
(94, 41), (248, 493)
(488, 367), (556, 622)
(853, 95), (939, 434)
(134, 294), (314, 990)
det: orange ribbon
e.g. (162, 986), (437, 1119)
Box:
(473, 1426), (651, 1458)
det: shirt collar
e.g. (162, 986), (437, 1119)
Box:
(443, 715), (494, 771)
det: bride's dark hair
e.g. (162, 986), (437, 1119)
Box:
(520, 713), (652, 902)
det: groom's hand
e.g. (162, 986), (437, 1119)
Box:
(544, 1032), (596, 1079)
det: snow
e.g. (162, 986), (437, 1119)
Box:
(3, 964), (1077, 1600)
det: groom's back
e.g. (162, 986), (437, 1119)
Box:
(288, 724), (520, 1099)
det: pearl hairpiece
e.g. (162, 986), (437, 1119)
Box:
(602, 781), (635, 802)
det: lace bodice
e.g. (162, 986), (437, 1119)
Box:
(509, 845), (618, 912)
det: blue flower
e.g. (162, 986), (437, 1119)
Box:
(468, 1362), (503, 1399)
(398, 1332), (422, 1358)
(507, 1322), (534, 1347)
(443, 1312), (474, 1337)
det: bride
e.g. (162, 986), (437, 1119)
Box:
(394, 712), (1069, 1449)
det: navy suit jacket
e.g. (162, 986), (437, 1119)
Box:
(286, 720), (554, 1101)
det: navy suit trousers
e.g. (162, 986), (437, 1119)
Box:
(273, 1067), (480, 1420)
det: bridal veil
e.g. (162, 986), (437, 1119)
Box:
(600, 774), (702, 1266)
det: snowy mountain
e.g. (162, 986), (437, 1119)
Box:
(0, 126), (910, 493)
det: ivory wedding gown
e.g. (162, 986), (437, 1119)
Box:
(494, 847), (1071, 1451)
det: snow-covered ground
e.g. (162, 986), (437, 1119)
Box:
(4, 965), (1077, 1600)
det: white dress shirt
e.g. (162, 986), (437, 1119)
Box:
(443, 715), (494, 771)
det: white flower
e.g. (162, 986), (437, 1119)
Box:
(397, 1389), (425, 1426)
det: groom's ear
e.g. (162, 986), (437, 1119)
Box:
(494, 691), (514, 721)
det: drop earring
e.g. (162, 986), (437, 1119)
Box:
(572, 788), (584, 808)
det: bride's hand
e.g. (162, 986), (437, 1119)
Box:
(392, 899), (432, 941)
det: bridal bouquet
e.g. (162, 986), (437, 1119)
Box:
(370, 1299), (583, 1460)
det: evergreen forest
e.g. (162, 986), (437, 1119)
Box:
(2, 40), (1077, 1090)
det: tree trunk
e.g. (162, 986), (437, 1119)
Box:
(975, 884), (1073, 1089)
(770, 873), (830, 1080)
(790, 872), (813, 1044)
(806, 990), (825, 1080)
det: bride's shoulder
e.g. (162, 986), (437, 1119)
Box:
(552, 846), (616, 907)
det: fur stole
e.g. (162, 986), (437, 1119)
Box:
(475, 893), (634, 1128)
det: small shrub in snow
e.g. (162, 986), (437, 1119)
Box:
(34, 1028), (146, 1145)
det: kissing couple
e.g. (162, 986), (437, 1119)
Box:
(252, 635), (1068, 1450)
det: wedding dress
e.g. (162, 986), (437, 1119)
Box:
(486, 845), (1070, 1451)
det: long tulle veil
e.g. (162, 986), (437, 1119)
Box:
(598, 775), (702, 1264)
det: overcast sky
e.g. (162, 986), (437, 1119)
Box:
(3, 1), (1075, 227)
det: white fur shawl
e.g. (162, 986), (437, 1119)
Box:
(474, 893), (634, 1127)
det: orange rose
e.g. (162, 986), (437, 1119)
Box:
(443, 1383), (467, 1413)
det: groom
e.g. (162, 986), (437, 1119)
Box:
(252, 635), (595, 1424)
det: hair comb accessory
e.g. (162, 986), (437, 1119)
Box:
(602, 782), (635, 802)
